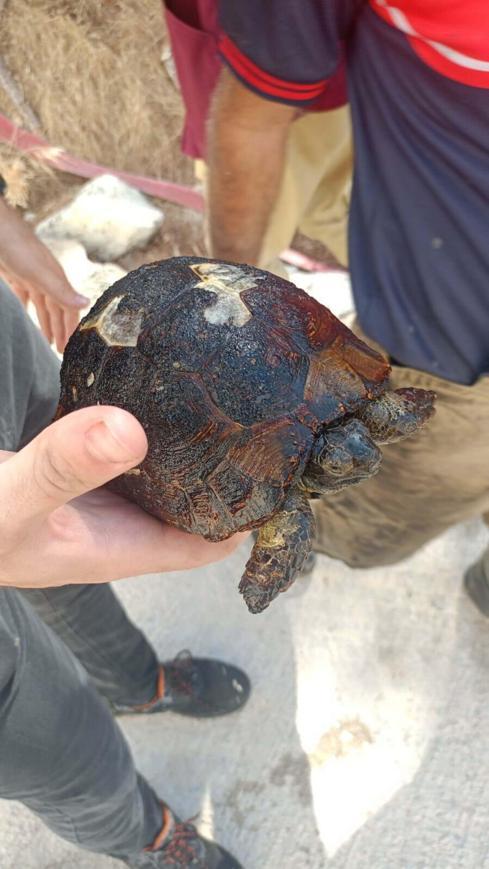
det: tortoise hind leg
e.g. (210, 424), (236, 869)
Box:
(239, 487), (315, 614)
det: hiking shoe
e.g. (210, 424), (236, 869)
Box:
(464, 559), (489, 617)
(113, 651), (251, 718)
(125, 806), (242, 868)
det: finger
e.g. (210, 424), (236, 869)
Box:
(0, 406), (148, 529)
(63, 306), (81, 347)
(9, 280), (29, 307)
(46, 298), (66, 354)
(38, 269), (89, 309)
(134, 527), (250, 575)
(48, 297), (79, 353)
(0, 270), (29, 306)
(75, 488), (250, 582)
(34, 294), (54, 345)
(16, 286), (29, 307)
(111, 527), (251, 581)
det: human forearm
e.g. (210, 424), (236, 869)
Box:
(207, 69), (295, 265)
(208, 123), (287, 265)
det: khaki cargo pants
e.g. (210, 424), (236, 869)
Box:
(312, 324), (489, 568)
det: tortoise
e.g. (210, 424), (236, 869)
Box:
(57, 257), (435, 613)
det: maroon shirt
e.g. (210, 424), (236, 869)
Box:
(162, 0), (347, 158)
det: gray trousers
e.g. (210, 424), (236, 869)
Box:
(0, 283), (164, 859)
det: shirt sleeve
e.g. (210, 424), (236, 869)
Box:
(218, 0), (360, 106)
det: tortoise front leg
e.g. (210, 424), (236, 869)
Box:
(239, 487), (315, 614)
(357, 388), (436, 444)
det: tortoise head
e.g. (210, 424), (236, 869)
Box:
(301, 419), (382, 496)
(301, 385), (436, 496)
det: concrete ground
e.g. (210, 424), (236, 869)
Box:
(1, 519), (489, 869)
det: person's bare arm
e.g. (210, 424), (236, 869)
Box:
(207, 68), (296, 265)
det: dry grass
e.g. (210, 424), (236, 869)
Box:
(0, 0), (191, 209)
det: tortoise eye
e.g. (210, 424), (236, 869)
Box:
(329, 459), (353, 476)
(320, 446), (354, 476)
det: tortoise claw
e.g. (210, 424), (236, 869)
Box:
(239, 578), (278, 615)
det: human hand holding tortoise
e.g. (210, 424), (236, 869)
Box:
(57, 257), (435, 612)
(0, 404), (245, 589)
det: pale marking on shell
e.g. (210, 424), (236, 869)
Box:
(124, 468), (141, 476)
(86, 372), (95, 387)
(191, 262), (255, 327)
(80, 295), (144, 347)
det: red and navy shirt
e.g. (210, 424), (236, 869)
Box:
(219, 1), (489, 385)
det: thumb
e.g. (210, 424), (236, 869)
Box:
(1, 406), (147, 527)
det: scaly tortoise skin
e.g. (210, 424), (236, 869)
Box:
(57, 257), (435, 613)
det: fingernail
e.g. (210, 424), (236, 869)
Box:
(85, 420), (139, 464)
(73, 293), (90, 306)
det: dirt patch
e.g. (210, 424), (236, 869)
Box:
(0, 0), (192, 210)
(308, 719), (373, 767)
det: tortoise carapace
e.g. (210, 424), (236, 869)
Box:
(57, 258), (435, 613)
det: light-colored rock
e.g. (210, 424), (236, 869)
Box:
(36, 174), (164, 261)
(40, 236), (93, 287)
(41, 236), (126, 307)
(286, 265), (354, 321)
(80, 262), (127, 304)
